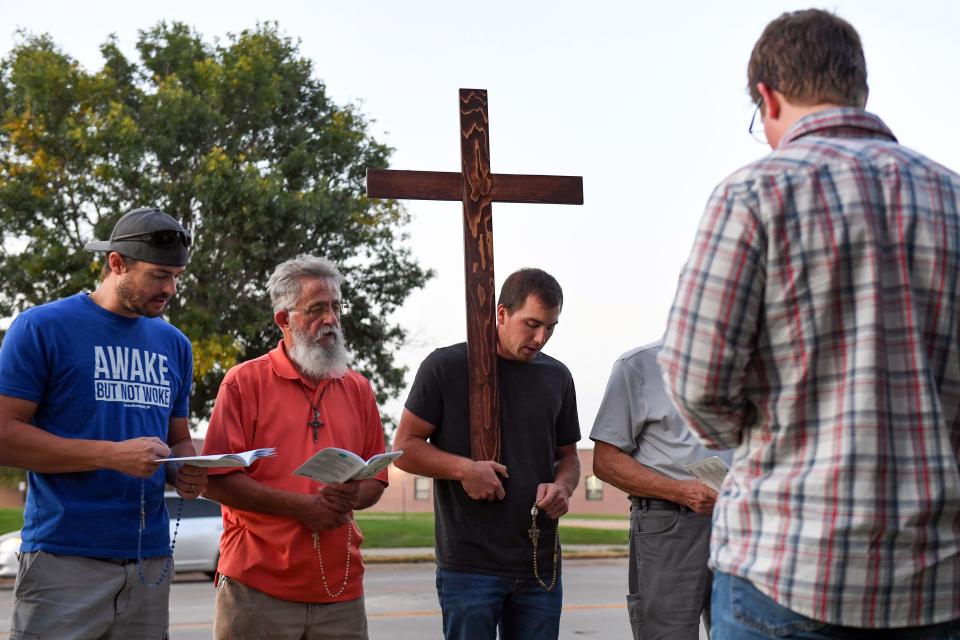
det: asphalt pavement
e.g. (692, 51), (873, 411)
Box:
(0, 559), (639, 639)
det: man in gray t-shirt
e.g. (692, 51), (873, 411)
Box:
(591, 342), (732, 640)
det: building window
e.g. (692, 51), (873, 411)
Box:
(585, 475), (603, 501)
(414, 476), (431, 501)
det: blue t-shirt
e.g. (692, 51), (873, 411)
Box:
(0, 293), (193, 558)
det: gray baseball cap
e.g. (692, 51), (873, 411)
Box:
(85, 207), (191, 267)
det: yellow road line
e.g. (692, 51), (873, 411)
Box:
(369, 609), (440, 619)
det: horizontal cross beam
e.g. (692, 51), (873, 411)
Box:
(367, 169), (583, 205)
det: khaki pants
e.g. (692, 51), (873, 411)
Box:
(214, 574), (368, 640)
(11, 550), (171, 640)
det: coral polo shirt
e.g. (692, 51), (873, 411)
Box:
(203, 341), (387, 603)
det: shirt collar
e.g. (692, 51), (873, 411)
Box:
(268, 339), (322, 389)
(781, 107), (898, 146)
(268, 340), (301, 379)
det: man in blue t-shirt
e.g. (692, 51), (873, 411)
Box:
(0, 207), (206, 639)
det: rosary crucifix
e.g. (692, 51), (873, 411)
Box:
(367, 89), (583, 462)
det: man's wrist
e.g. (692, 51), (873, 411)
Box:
(168, 438), (196, 456)
(550, 473), (578, 498)
(165, 462), (179, 485)
(280, 490), (314, 520)
(666, 478), (695, 505)
(452, 456), (473, 482)
(88, 440), (116, 471)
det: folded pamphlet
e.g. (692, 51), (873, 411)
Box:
(293, 448), (402, 484)
(683, 456), (729, 492)
(159, 447), (277, 468)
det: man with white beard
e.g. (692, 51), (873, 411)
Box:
(203, 255), (388, 640)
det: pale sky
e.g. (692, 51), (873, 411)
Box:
(2, 0), (958, 442)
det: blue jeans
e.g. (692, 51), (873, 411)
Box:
(435, 567), (563, 640)
(712, 571), (960, 639)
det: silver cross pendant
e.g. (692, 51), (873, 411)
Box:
(528, 505), (540, 547)
(308, 409), (323, 443)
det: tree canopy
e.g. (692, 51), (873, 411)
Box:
(0, 22), (431, 427)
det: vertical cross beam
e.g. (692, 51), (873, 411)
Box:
(458, 89), (499, 462)
(367, 89), (583, 463)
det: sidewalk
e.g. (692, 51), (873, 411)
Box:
(562, 518), (628, 530)
(362, 517), (630, 563)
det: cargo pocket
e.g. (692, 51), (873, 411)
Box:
(13, 551), (45, 601)
(625, 592), (645, 640)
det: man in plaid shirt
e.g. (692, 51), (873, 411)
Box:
(659, 9), (960, 639)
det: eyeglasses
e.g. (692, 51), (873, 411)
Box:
(290, 300), (350, 318)
(112, 228), (193, 248)
(749, 99), (766, 144)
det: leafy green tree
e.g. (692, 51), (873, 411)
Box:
(0, 23), (430, 431)
(0, 467), (24, 491)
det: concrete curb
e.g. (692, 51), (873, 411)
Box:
(363, 544), (629, 564)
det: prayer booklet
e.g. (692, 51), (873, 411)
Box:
(683, 456), (729, 492)
(293, 448), (402, 484)
(158, 447), (277, 468)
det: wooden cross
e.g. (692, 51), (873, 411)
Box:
(367, 88), (583, 463)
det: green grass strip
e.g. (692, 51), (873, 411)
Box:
(0, 508), (24, 535)
(355, 512), (627, 548)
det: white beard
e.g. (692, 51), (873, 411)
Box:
(288, 323), (350, 380)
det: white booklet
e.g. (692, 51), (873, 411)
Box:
(159, 447), (277, 468)
(683, 455), (729, 492)
(293, 448), (402, 484)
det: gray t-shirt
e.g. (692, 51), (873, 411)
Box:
(590, 342), (731, 481)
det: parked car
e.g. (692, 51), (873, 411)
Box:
(0, 493), (223, 578)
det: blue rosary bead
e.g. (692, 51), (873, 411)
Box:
(136, 480), (183, 588)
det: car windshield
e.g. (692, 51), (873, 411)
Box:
(164, 497), (222, 518)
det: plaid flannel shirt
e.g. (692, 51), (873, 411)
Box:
(659, 108), (960, 628)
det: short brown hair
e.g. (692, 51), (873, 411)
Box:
(498, 268), (563, 312)
(748, 9), (868, 108)
(99, 254), (138, 280)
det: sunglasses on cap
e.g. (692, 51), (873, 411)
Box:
(111, 228), (193, 248)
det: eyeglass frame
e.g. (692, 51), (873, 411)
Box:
(111, 228), (193, 248)
(749, 98), (766, 143)
(288, 300), (351, 318)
